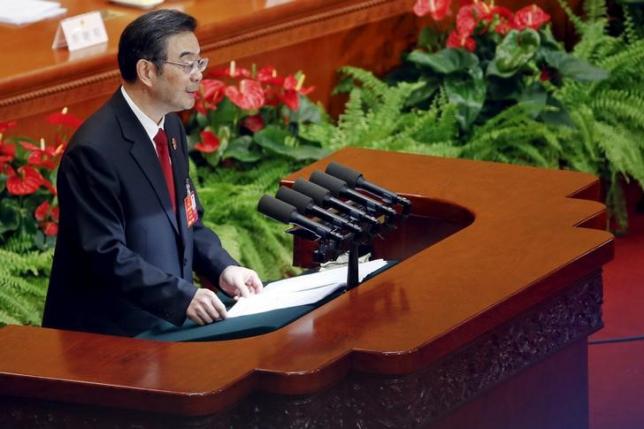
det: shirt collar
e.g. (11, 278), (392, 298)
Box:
(120, 86), (165, 141)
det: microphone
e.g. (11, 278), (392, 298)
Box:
(310, 171), (397, 217)
(325, 162), (411, 206)
(258, 195), (345, 241)
(292, 179), (379, 225)
(276, 186), (362, 234)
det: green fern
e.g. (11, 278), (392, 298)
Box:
(0, 247), (52, 326)
(555, 0), (644, 230)
(195, 159), (300, 281)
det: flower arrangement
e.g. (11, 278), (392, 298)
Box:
(0, 109), (80, 248)
(404, 0), (607, 131)
(187, 61), (328, 168)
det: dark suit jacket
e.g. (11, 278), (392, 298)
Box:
(42, 90), (238, 337)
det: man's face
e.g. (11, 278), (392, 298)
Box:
(152, 31), (202, 113)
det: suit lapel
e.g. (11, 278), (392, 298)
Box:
(112, 91), (179, 234)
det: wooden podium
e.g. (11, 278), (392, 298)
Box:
(0, 148), (613, 428)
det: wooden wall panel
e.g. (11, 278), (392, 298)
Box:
(1, 0), (580, 141)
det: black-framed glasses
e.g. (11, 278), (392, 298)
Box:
(163, 58), (209, 75)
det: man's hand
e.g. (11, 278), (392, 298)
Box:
(186, 288), (227, 325)
(219, 266), (263, 300)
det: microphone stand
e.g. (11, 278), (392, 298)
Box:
(347, 241), (360, 290)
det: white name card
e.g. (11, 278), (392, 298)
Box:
(52, 11), (108, 52)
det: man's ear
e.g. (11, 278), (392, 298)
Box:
(136, 59), (157, 88)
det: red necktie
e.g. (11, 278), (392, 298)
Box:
(153, 129), (176, 213)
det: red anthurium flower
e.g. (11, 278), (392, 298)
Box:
(257, 66), (285, 86)
(279, 74), (315, 111)
(413, 0), (452, 21)
(5, 165), (45, 195)
(280, 90), (300, 111)
(242, 115), (265, 133)
(207, 61), (251, 79)
(34, 201), (60, 236)
(43, 222), (58, 236)
(447, 29), (477, 52)
(513, 5), (550, 30)
(35, 201), (50, 222)
(225, 79), (265, 110)
(21, 140), (61, 170)
(195, 79), (226, 114)
(455, 4), (480, 37)
(540, 67), (551, 82)
(0, 141), (16, 166)
(195, 130), (221, 153)
(47, 108), (82, 130)
(490, 6), (514, 35)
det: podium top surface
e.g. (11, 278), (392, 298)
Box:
(0, 148), (613, 415)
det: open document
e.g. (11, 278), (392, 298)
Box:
(227, 259), (389, 318)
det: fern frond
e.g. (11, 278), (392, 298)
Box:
(583, 0), (607, 23)
(556, 0), (588, 34)
(591, 90), (644, 130)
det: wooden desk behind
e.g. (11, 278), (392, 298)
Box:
(0, 149), (612, 428)
(1, 0), (579, 140)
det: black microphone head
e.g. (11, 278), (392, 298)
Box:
(292, 179), (330, 206)
(325, 162), (363, 188)
(257, 195), (296, 224)
(276, 186), (314, 214)
(310, 171), (347, 195)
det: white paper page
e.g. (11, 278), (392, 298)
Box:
(263, 259), (388, 294)
(227, 259), (389, 318)
(0, 1), (66, 25)
(227, 283), (343, 318)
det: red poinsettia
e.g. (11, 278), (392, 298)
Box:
(34, 200), (59, 236)
(224, 79), (265, 110)
(194, 130), (221, 153)
(513, 5), (550, 30)
(47, 108), (82, 130)
(413, 0), (452, 21)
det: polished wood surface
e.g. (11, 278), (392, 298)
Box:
(0, 148), (613, 416)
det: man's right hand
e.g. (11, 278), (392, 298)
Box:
(186, 288), (227, 325)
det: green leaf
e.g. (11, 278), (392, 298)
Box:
(517, 84), (548, 117)
(289, 96), (324, 125)
(208, 98), (239, 129)
(487, 30), (540, 78)
(254, 126), (329, 160)
(404, 80), (440, 108)
(222, 136), (262, 163)
(444, 67), (486, 129)
(407, 48), (479, 74)
(542, 50), (609, 82)
(0, 199), (21, 234)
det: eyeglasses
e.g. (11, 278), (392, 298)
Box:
(163, 57), (209, 75)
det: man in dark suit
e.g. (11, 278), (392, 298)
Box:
(42, 10), (263, 337)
